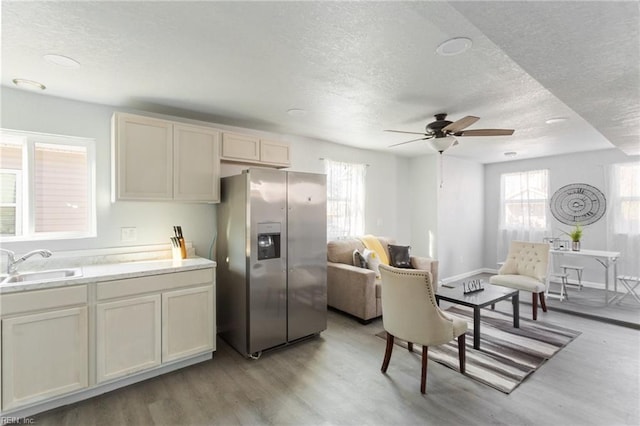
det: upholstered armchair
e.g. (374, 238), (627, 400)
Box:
(490, 241), (550, 320)
(378, 264), (467, 394)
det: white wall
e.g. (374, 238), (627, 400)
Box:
(437, 156), (484, 280)
(409, 155), (438, 259)
(484, 149), (639, 284)
(1, 88), (411, 257)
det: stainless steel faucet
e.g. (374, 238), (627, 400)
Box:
(0, 248), (53, 274)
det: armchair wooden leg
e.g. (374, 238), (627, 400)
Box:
(381, 333), (394, 373)
(421, 345), (429, 394)
(408, 342), (413, 353)
(532, 293), (538, 321)
(458, 334), (466, 374)
(539, 292), (548, 312)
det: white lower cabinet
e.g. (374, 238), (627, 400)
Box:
(0, 266), (215, 415)
(95, 268), (215, 383)
(1, 306), (89, 410)
(162, 286), (215, 362)
(96, 294), (162, 383)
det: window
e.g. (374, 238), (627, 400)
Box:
(500, 169), (549, 229)
(324, 159), (366, 241)
(0, 129), (96, 240)
(611, 162), (640, 234)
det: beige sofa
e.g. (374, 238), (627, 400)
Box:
(327, 236), (439, 323)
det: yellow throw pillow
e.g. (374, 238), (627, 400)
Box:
(360, 235), (389, 265)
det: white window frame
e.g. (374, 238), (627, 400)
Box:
(0, 129), (96, 241)
(0, 169), (23, 236)
(500, 169), (550, 230)
(324, 159), (367, 241)
(611, 162), (640, 235)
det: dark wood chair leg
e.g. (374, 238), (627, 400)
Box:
(421, 345), (429, 394)
(457, 334), (466, 374)
(408, 342), (413, 352)
(532, 292), (538, 321)
(381, 333), (394, 373)
(539, 292), (548, 312)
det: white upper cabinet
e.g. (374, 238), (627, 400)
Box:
(259, 139), (291, 166)
(173, 124), (220, 202)
(221, 132), (260, 162)
(112, 112), (221, 203)
(113, 113), (173, 201)
(221, 132), (290, 167)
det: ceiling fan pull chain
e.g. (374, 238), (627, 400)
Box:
(440, 153), (444, 188)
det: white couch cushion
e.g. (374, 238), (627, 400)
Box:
(489, 274), (545, 292)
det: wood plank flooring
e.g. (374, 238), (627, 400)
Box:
(34, 305), (639, 425)
(472, 272), (640, 328)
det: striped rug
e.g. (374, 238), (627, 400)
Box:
(376, 305), (581, 393)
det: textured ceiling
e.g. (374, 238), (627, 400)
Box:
(1, 1), (638, 163)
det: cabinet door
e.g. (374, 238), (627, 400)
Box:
(173, 124), (221, 202)
(2, 307), (88, 410)
(260, 139), (291, 166)
(96, 295), (161, 383)
(162, 286), (215, 363)
(113, 113), (173, 200)
(221, 132), (260, 161)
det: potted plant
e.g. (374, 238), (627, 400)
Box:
(564, 224), (583, 251)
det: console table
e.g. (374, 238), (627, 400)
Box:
(550, 249), (620, 304)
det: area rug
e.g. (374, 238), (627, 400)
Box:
(375, 305), (581, 393)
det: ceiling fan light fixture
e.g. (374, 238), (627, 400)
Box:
(430, 136), (457, 153)
(436, 37), (473, 56)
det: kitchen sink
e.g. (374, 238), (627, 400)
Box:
(1, 268), (82, 284)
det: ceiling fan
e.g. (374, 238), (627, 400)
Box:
(385, 113), (514, 153)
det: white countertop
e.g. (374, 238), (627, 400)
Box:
(0, 257), (216, 294)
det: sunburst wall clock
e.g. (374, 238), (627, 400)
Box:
(550, 183), (606, 225)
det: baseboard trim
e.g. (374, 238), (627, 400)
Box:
(441, 268), (495, 284)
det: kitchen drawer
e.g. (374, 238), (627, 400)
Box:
(0, 285), (87, 317)
(97, 268), (214, 301)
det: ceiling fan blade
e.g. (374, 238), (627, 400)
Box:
(442, 115), (480, 133)
(388, 137), (431, 148)
(455, 129), (514, 136)
(384, 129), (428, 135)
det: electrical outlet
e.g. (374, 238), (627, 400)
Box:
(121, 227), (137, 242)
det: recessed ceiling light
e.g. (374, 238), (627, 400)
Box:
(504, 151), (517, 158)
(12, 78), (46, 91)
(43, 54), (80, 69)
(287, 108), (307, 117)
(545, 117), (568, 124)
(436, 37), (473, 56)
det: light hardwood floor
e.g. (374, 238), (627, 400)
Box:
(34, 303), (639, 425)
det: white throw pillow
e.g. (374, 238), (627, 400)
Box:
(363, 248), (381, 278)
(352, 249), (368, 269)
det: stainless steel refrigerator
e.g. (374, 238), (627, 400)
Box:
(216, 168), (327, 358)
